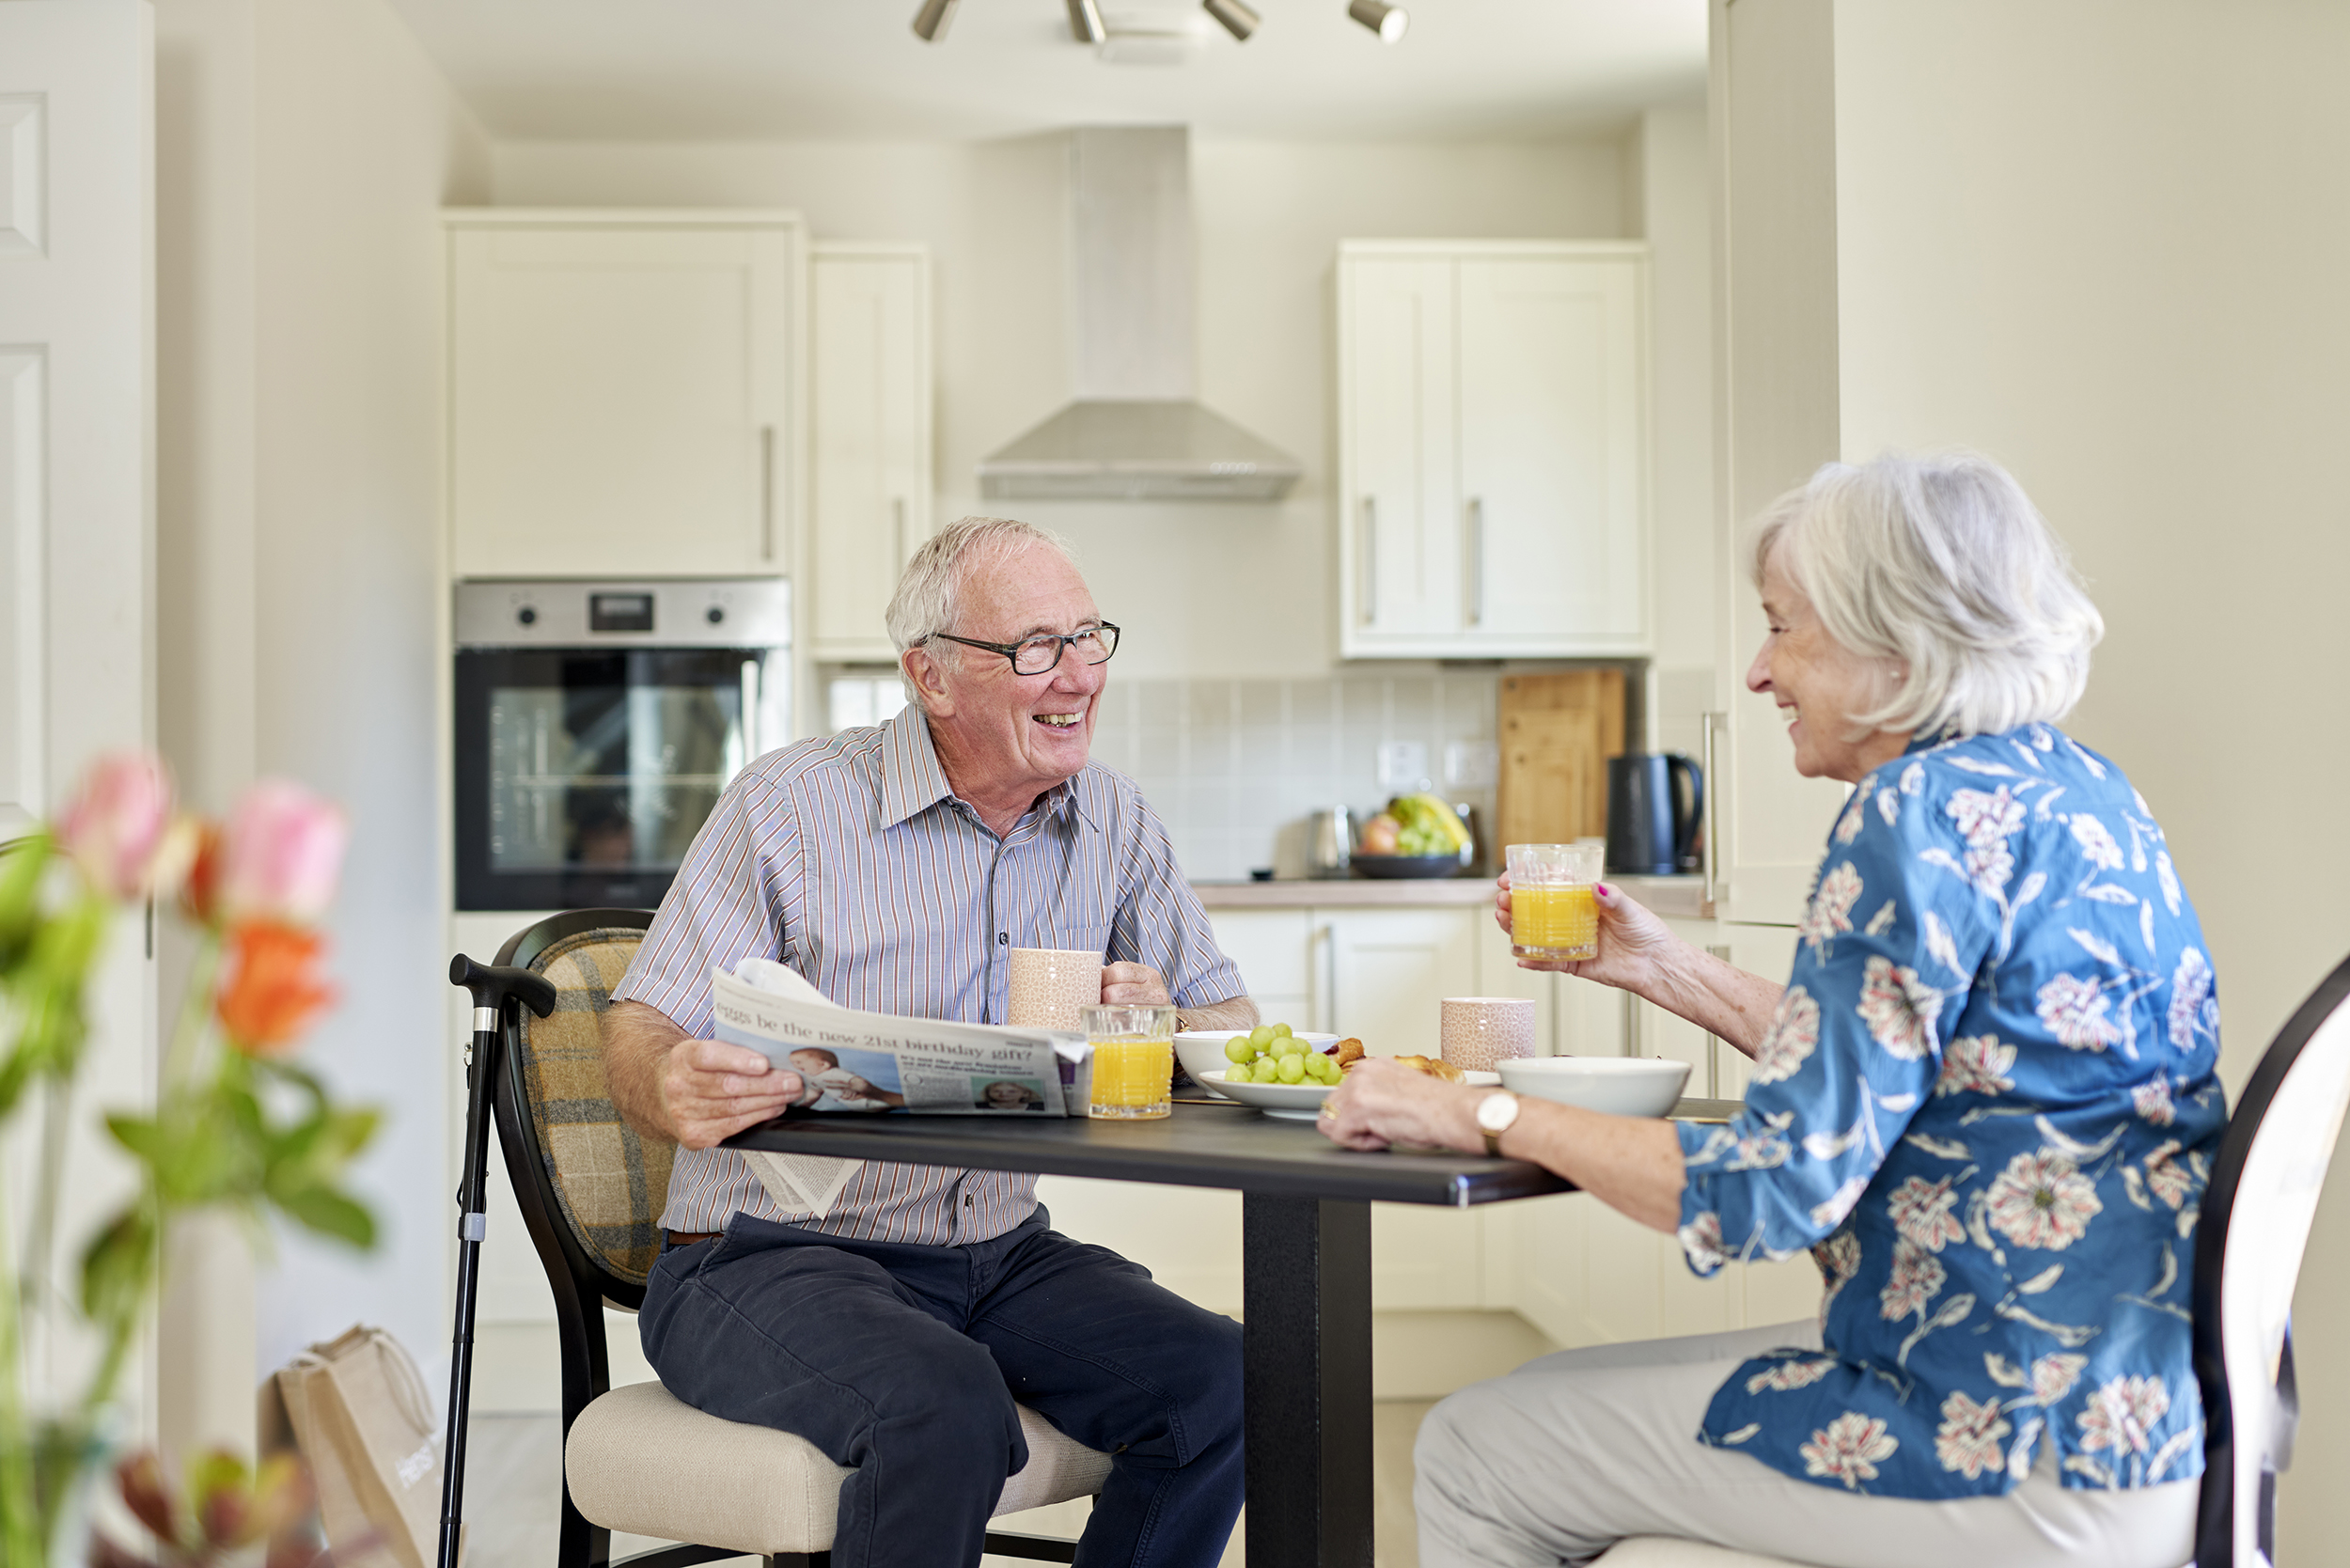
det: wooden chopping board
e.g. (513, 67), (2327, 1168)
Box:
(1497, 670), (1625, 849)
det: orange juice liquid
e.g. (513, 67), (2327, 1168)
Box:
(1513, 883), (1599, 959)
(1089, 1036), (1173, 1119)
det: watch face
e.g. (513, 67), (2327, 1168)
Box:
(1478, 1091), (1517, 1131)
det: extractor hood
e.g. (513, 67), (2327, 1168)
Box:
(978, 127), (1301, 503)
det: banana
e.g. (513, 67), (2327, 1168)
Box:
(1392, 792), (1470, 852)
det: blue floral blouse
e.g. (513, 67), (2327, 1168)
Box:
(1677, 724), (2225, 1499)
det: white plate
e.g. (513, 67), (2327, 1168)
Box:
(1203, 1066), (1500, 1119)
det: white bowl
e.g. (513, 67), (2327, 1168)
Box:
(1200, 1069), (1336, 1120)
(1176, 1030), (1340, 1100)
(1497, 1057), (1691, 1118)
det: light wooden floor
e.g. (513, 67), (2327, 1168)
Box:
(460, 1400), (1436, 1568)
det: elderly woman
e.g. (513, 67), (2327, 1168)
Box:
(1318, 452), (2220, 1568)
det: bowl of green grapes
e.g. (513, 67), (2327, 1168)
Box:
(1176, 1024), (1340, 1102)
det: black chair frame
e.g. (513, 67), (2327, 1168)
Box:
(2189, 950), (2350, 1568)
(483, 908), (1078, 1568)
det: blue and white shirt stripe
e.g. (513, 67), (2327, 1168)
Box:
(616, 705), (1246, 1244)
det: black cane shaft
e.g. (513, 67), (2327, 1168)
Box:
(436, 1015), (503, 1568)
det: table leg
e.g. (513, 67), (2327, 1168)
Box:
(1243, 1192), (1373, 1568)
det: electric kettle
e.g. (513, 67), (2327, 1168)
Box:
(1605, 754), (1703, 876)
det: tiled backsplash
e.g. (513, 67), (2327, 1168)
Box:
(1085, 673), (1505, 883)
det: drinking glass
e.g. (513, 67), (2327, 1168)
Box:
(1506, 842), (1604, 961)
(1081, 1003), (1177, 1120)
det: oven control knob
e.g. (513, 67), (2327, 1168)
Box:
(706, 606), (725, 625)
(516, 606), (537, 626)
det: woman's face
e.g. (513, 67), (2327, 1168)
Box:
(1745, 543), (1912, 784)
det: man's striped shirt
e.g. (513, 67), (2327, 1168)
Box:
(614, 705), (1245, 1245)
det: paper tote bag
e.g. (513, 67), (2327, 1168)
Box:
(265, 1325), (460, 1568)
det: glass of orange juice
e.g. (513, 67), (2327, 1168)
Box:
(1506, 842), (1604, 961)
(1080, 1004), (1178, 1120)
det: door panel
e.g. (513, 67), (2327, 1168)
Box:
(1338, 257), (1457, 645)
(809, 248), (930, 660)
(1323, 907), (1476, 1048)
(1457, 256), (1648, 650)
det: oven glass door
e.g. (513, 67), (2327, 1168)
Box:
(456, 647), (773, 911)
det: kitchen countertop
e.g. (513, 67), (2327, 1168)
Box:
(1192, 872), (1715, 920)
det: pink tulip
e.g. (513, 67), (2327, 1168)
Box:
(214, 778), (347, 925)
(55, 752), (195, 901)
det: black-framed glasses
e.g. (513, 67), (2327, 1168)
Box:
(927, 621), (1120, 676)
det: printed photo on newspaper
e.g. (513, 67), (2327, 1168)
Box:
(712, 958), (1095, 1117)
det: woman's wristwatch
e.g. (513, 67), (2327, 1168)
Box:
(1475, 1090), (1522, 1156)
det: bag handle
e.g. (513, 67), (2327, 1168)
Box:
(368, 1328), (439, 1436)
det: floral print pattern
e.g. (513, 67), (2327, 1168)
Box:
(1684, 727), (2224, 1498)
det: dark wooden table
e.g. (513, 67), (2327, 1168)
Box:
(729, 1097), (1582, 1568)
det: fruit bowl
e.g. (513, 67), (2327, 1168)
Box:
(1351, 854), (1465, 880)
(1175, 1030), (1340, 1098)
(1497, 1056), (1691, 1117)
(1200, 1070), (1337, 1121)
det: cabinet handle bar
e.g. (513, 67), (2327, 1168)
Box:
(893, 496), (907, 570)
(1359, 498), (1377, 626)
(760, 425), (776, 562)
(1466, 496), (1484, 626)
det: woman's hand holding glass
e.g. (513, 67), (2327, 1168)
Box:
(1496, 876), (1682, 992)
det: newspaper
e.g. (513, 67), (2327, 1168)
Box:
(713, 959), (1095, 1118)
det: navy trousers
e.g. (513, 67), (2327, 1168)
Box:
(639, 1208), (1246, 1568)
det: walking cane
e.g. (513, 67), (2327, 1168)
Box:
(438, 955), (556, 1568)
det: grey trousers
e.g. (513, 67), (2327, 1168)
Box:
(1413, 1321), (2197, 1568)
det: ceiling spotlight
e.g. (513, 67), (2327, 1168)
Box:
(1067, 0), (1107, 43)
(1202, 0), (1261, 40)
(1348, 0), (1408, 41)
(911, 0), (959, 42)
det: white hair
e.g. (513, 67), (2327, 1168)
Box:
(885, 516), (1076, 699)
(1744, 451), (2105, 740)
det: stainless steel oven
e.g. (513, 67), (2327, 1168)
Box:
(454, 579), (791, 911)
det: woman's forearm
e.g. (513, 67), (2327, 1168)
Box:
(1644, 945), (1785, 1058)
(1503, 1099), (1685, 1232)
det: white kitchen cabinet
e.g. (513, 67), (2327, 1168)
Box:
(446, 211), (805, 580)
(807, 244), (932, 662)
(1336, 242), (1650, 660)
(1322, 906), (1479, 1044)
(1204, 907), (1315, 1025)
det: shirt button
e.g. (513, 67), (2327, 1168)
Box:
(964, 1193), (975, 1208)
(997, 933), (1009, 945)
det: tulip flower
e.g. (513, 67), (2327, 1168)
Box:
(212, 779), (347, 926)
(215, 921), (337, 1056)
(55, 753), (197, 902)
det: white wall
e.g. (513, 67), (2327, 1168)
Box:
(490, 134), (1644, 681)
(1819, 3), (2350, 1550)
(154, 0), (490, 1427)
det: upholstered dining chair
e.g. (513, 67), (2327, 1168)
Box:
(1586, 949), (2350, 1568)
(478, 907), (1113, 1568)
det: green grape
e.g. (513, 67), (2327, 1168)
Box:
(1252, 1058), (1283, 1084)
(1277, 1055), (1307, 1084)
(1271, 1022), (1293, 1038)
(1248, 1025), (1277, 1049)
(1224, 1037), (1255, 1064)
(1308, 1053), (1340, 1083)
(1275, 1037), (1305, 1058)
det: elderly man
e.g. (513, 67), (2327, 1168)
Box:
(603, 517), (1253, 1568)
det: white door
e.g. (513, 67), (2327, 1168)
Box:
(0, 0), (156, 1403)
(1457, 254), (1649, 651)
(1337, 255), (1458, 648)
(808, 245), (932, 662)
(447, 218), (798, 579)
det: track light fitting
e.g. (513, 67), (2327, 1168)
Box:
(1201, 0), (1260, 40)
(911, 0), (959, 41)
(1348, 0), (1408, 41)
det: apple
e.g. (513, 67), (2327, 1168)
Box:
(1359, 813), (1401, 855)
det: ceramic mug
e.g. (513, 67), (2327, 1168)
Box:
(1007, 947), (1104, 1030)
(1439, 996), (1538, 1073)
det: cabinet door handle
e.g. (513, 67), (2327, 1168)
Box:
(1359, 497), (1377, 626)
(892, 496), (907, 569)
(740, 658), (762, 768)
(1312, 921), (1336, 1034)
(1465, 496), (1484, 626)
(1700, 709), (1724, 909)
(760, 425), (776, 562)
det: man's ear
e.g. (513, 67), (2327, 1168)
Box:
(903, 646), (954, 717)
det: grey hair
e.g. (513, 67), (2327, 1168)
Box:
(885, 515), (1076, 697)
(1744, 451), (2105, 740)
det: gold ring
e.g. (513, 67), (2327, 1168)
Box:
(1317, 1102), (1338, 1118)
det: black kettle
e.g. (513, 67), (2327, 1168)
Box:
(1606, 753), (1703, 876)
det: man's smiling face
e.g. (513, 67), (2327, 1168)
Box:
(913, 541), (1107, 811)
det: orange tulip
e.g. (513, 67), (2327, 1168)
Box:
(216, 921), (337, 1056)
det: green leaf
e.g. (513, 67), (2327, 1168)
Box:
(273, 1185), (375, 1248)
(80, 1206), (158, 1325)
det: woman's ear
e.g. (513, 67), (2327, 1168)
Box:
(903, 646), (954, 717)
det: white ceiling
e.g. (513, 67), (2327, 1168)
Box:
(383, 0), (1706, 143)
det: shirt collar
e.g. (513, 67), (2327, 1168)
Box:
(876, 705), (1095, 834)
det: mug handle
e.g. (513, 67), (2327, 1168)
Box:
(1665, 752), (1704, 872)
